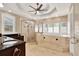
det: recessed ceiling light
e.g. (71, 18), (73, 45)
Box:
(0, 3), (4, 7)
(8, 10), (12, 12)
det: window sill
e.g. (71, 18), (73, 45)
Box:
(36, 32), (70, 38)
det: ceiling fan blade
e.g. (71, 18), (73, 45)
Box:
(37, 4), (43, 10)
(28, 11), (34, 12)
(29, 5), (36, 10)
(39, 9), (48, 11)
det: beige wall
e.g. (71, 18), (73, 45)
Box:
(35, 16), (68, 24)
(15, 16), (21, 33)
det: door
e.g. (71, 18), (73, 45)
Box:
(69, 3), (79, 56)
(66, 4), (79, 56)
(74, 3), (79, 56)
(68, 4), (76, 56)
(21, 21), (28, 42)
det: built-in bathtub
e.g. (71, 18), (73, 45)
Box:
(36, 33), (70, 52)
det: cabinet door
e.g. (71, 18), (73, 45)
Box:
(0, 43), (25, 56)
(13, 43), (25, 56)
(0, 48), (15, 56)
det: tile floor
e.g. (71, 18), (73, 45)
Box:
(26, 43), (70, 56)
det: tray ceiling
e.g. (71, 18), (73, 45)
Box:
(0, 3), (71, 20)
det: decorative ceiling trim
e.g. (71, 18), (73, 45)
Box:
(1, 3), (71, 20)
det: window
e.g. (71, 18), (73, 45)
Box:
(43, 24), (48, 33)
(60, 22), (67, 34)
(35, 22), (68, 35)
(38, 24), (42, 32)
(2, 14), (16, 33)
(48, 24), (53, 33)
(35, 24), (38, 32)
(53, 23), (59, 33)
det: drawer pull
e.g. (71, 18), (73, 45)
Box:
(56, 38), (58, 40)
(13, 48), (22, 56)
(43, 37), (45, 39)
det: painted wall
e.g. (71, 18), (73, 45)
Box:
(35, 16), (67, 24)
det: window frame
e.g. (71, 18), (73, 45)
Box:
(2, 13), (16, 34)
(35, 22), (68, 35)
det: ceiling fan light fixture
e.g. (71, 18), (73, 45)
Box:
(37, 3), (39, 5)
(8, 10), (12, 12)
(29, 3), (45, 15)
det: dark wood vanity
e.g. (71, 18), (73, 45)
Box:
(0, 37), (26, 56)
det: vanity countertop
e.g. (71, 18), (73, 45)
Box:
(0, 37), (25, 51)
(2, 32), (19, 35)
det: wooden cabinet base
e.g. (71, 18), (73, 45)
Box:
(0, 43), (25, 56)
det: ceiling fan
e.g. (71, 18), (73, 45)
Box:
(28, 3), (46, 15)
